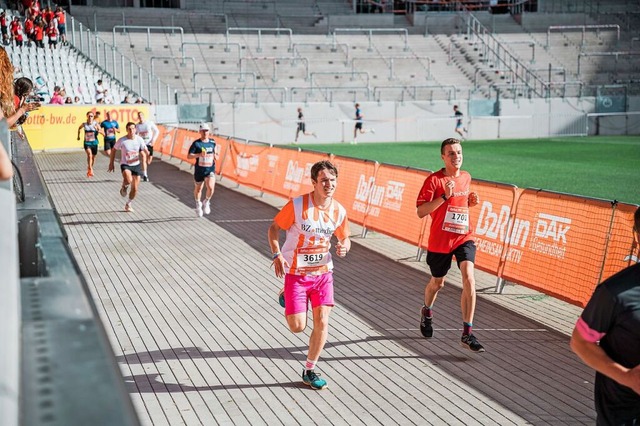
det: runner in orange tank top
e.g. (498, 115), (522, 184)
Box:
(268, 160), (351, 390)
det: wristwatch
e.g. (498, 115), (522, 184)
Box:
(441, 194), (448, 202)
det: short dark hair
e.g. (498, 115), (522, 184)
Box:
(310, 160), (338, 182)
(126, 121), (135, 129)
(440, 137), (461, 154)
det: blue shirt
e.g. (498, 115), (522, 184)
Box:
(188, 139), (217, 174)
(101, 120), (119, 141)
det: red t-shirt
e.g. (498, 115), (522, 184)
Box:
(34, 25), (43, 40)
(416, 169), (474, 253)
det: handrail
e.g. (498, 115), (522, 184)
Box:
(192, 71), (257, 91)
(372, 84), (457, 102)
(462, 12), (548, 97)
(474, 67), (513, 90)
(310, 71), (370, 89)
(546, 24), (621, 50)
(112, 25), (185, 52)
(150, 56), (196, 75)
(352, 56), (432, 81)
(181, 41), (242, 61)
(332, 28), (409, 52)
(500, 40), (536, 63)
(239, 56), (309, 82)
(198, 87), (288, 104)
(304, 86), (372, 103)
(577, 51), (640, 76)
(68, 16), (175, 104)
(292, 42), (350, 66)
(226, 27), (293, 53)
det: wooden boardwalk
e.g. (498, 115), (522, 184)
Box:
(35, 151), (595, 426)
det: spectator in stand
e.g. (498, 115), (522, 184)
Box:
(28, 0), (40, 21)
(10, 16), (24, 48)
(95, 79), (106, 103)
(42, 6), (54, 26)
(33, 19), (43, 48)
(0, 57), (40, 128)
(23, 14), (33, 46)
(74, 95), (82, 104)
(1, 10), (10, 46)
(54, 6), (66, 44)
(49, 86), (64, 104)
(46, 19), (57, 49)
(135, 97), (144, 104)
(121, 95), (131, 104)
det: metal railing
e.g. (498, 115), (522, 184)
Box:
(112, 25), (185, 52)
(577, 51), (640, 76)
(546, 25), (621, 50)
(226, 27), (293, 53)
(332, 28), (409, 52)
(239, 56), (310, 82)
(352, 56), (432, 81)
(461, 13), (549, 97)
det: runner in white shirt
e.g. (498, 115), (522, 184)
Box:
(135, 111), (159, 182)
(108, 121), (148, 213)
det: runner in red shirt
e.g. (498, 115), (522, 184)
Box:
(416, 137), (484, 352)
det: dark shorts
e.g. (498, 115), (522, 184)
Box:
(58, 24), (66, 35)
(104, 139), (116, 151)
(83, 143), (98, 155)
(456, 122), (463, 129)
(1, 27), (7, 36)
(297, 123), (305, 132)
(121, 163), (142, 176)
(355, 122), (363, 130)
(426, 240), (476, 278)
(48, 39), (57, 46)
(194, 169), (215, 183)
(146, 144), (153, 156)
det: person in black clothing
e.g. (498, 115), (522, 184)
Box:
(294, 107), (316, 143)
(570, 207), (640, 425)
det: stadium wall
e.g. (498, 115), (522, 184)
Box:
(197, 97), (638, 144)
(152, 124), (640, 307)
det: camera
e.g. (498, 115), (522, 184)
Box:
(26, 95), (45, 103)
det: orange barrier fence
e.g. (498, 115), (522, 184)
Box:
(156, 126), (639, 307)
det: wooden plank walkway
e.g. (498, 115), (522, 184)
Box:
(35, 151), (595, 426)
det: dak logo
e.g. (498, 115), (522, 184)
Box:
(534, 213), (571, 244)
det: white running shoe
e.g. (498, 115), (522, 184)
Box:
(120, 185), (129, 197)
(124, 203), (134, 213)
(203, 201), (211, 215)
(196, 201), (203, 217)
(370, 128), (376, 134)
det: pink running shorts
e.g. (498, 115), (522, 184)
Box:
(284, 272), (334, 315)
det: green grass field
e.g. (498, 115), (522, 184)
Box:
(302, 136), (640, 205)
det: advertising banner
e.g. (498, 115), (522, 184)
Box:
(23, 105), (150, 151)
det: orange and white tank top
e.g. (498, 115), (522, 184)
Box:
(275, 192), (349, 276)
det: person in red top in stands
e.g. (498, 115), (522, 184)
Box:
(42, 6), (54, 25)
(45, 19), (58, 49)
(416, 137), (484, 353)
(10, 17), (23, 47)
(54, 6), (66, 44)
(28, 0), (40, 20)
(33, 20), (43, 48)
(23, 15), (34, 46)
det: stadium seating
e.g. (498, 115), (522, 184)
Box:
(59, 0), (640, 103)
